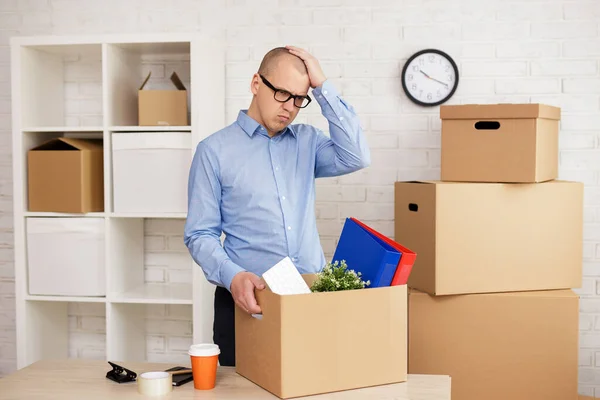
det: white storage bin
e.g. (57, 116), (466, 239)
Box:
(26, 218), (105, 296)
(112, 132), (191, 213)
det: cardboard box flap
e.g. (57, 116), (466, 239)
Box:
(139, 71), (152, 90)
(440, 103), (561, 120)
(139, 71), (187, 91)
(31, 137), (103, 151)
(169, 72), (186, 90)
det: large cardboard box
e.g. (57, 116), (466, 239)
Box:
(28, 137), (104, 213)
(235, 275), (407, 399)
(138, 71), (188, 126)
(440, 103), (560, 183)
(408, 289), (579, 400)
(394, 180), (583, 295)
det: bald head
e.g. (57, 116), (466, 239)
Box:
(258, 47), (307, 77)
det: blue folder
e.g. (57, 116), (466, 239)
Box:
(331, 218), (401, 288)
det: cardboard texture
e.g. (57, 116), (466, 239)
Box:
(394, 180), (583, 296)
(27, 137), (104, 213)
(408, 289), (579, 400)
(235, 275), (407, 399)
(579, 396), (599, 400)
(138, 71), (188, 126)
(440, 103), (560, 183)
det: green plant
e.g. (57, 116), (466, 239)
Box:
(310, 260), (370, 292)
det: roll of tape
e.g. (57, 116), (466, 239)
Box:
(137, 371), (173, 396)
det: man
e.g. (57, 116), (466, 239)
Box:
(183, 45), (370, 366)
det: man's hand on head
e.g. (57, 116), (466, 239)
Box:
(285, 45), (327, 89)
(230, 271), (266, 314)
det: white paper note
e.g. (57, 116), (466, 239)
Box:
(262, 256), (311, 295)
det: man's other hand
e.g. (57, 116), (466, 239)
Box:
(230, 271), (266, 314)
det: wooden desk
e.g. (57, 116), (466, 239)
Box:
(0, 359), (451, 400)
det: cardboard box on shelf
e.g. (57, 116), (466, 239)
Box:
(408, 288), (579, 400)
(440, 103), (560, 183)
(27, 137), (104, 213)
(235, 274), (407, 399)
(394, 180), (583, 296)
(138, 71), (188, 126)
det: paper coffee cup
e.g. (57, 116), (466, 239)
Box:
(188, 344), (220, 390)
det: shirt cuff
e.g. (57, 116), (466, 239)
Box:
(312, 79), (339, 105)
(220, 260), (245, 292)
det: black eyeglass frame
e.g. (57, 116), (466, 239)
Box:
(259, 74), (312, 109)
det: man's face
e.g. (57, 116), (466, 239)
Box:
(251, 57), (310, 136)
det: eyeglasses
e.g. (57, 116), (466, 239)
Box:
(259, 74), (311, 109)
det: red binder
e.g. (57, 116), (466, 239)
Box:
(350, 218), (417, 286)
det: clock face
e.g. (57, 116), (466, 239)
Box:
(401, 49), (459, 107)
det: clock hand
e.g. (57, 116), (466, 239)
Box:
(419, 69), (449, 88)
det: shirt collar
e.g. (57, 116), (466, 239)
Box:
(236, 110), (296, 138)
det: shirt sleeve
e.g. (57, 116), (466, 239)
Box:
(312, 79), (371, 178)
(184, 141), (245, 291)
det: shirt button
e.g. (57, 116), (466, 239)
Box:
(282, 196), (286, 200)
(287, 226), (291, 230)
(323, 90), (328, 95)
(275, 167), (279, 171)
(340, 117), (344, 121)
(292, 257), (298, 262)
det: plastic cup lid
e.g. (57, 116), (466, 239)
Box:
(188, 343), (220, 357)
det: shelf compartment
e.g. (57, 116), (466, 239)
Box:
(107, 218), (193, 305)
(104, 41), (191, 127)
(22, 300), (106, 366)
(107, 303), (192, 363)
(17, 44), (103, 129)
(21, 131), (105, 214)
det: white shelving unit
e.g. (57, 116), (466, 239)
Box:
(10, 33), (225, 369)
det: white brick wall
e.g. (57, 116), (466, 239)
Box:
(0, 0), (598, 396)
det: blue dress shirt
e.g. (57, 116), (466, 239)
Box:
(183, 79), (371, 291)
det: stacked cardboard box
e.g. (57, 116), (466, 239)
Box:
(395, 104), (583, 400)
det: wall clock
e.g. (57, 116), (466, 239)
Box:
(401, 49), (459, 107)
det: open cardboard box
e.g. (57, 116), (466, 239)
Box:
(138, 71), (188, 126)
(27, 137), (104, 213)
(235, 274), (407, 399)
